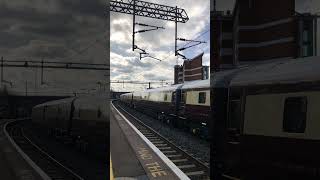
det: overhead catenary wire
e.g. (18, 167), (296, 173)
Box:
(181, 28), (209, 48)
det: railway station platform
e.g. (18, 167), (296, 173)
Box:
(110, 103), (188, 180)
(0, 119), (43, 180)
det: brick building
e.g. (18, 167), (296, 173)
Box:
(211, 0), (319, 71)
(211, 10), (234, 71)
(174, 53), (209, 84)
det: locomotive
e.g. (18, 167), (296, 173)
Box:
(120, 79), (210, 137)
(31, 96), (109, 159)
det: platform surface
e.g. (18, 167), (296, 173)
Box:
(110, 103), (182, 180)
(110, 106), (147, 179)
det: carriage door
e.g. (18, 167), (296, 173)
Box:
(228, 89), (241, 144)
(226, 88), (242, 177)
(180, 90), (186, 114)
(172, 89), (181, 111)
(172, 91), (176, 110)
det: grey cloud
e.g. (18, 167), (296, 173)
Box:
(19, 24), (75, 38)
(58, 0), (106, 18)
(143, 73), (171, 81)
(0, 0), (108, 93)
(0, 31), (34, 48)
(27, 43), (70, 59)
(0, 4), (72, 24)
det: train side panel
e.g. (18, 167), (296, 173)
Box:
(181, 89), (210, 135)
(240, 89), (320, 179)
(133, 91), (176, 120)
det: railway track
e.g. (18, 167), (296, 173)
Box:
(113, 102), (210, 180)
(5, 120), (84, 180)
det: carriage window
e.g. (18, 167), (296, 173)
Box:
(283, 97), (307, 133)
(198, 92), (206, 104)
(229, 100), (241, 129)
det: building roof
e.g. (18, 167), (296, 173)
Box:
(230, 56), (320, 87)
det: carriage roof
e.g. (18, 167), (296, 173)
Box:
(210, 68), (245, 88)
(145, 83), (183, 93)
(33, 97), (75, 108)
(181, 79), (210, 90)
(230, 56), (320, 87)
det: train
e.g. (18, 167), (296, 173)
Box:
(120, 79), (210, 138)
(121, 56), (320, 179)
(31, 96), (109, 160)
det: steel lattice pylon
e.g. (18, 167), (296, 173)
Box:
(110, 0), (189, 23)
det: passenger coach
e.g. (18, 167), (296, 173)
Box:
(212, 56), (320, 179)
(32, 96), (108, 159)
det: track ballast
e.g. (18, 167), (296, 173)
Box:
(113, 101), (210, 180)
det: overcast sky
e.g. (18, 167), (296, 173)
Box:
(110, 0), (210, 92)
(2, 0), (318, 95)
(0, 0), (108, 96)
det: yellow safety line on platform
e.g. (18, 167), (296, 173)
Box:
(110, 154), (114, 180)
